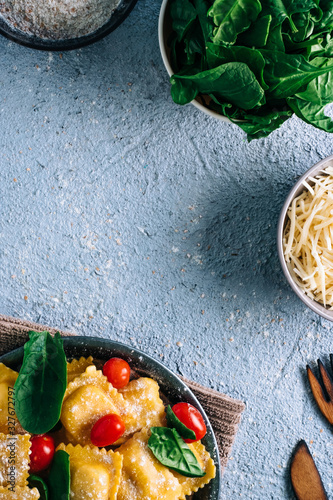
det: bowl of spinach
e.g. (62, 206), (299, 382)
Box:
(158, 0), (333, 140)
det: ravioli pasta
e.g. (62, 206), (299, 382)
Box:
(57, 443), (123, 500)
(117, 428), (183, 500)
(119, 377), (166, 438)
(0, 433), (31, 488)
(67, 356), (94, 383)
(0, 486), (40, 499)
(0, 355), (216, 499)
(172, 441), (216, 498)
(0, 364), (24, 435)
(61, 365), (133, 445)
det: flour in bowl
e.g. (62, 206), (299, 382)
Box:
(0, 0), (121, 40)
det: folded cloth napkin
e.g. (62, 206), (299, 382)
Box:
(0, 314), (245, 471)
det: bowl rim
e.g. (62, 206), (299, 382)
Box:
(277, 154), (333, 321)
(0, 0), (138, 51)
(0, 335), (221, 499)
(158, 0), (231, 124)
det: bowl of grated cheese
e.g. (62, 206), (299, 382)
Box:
(278, 155), (333, 321)
(0, 0), (138, 51)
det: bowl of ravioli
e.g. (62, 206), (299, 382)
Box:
(0, 335), (221, 499)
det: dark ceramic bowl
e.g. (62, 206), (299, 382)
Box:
(0, 0), (138, 51)
(0, 335), (221, 499)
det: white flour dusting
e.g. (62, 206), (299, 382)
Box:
(0, 0), (121, 40)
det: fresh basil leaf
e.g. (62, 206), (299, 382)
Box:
(166, 405), (196, 440)
(14, 331), (67, 434)
(148, 427), (205, 478)
(48, 450), (70, 500)
(28, 475), (48, 500)
(287, 97), (333, 132)
(208, 0), (262, 45)
(171, 62), (265, 109)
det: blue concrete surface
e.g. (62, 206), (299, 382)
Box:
(1, 1), (333, 498)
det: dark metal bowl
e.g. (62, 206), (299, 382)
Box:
(0, 0), (138, 51)
(0, 335), (221, 499)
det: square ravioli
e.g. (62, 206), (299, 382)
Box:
(171, 440), (216, 499)
(118, 377), (166, 439)
(0, 364), (24, 435)
(0, 433), (31, 488)
(0, 486), (40, 499)
(61, 365), (132, 445)
(67, 356), (94, 383)
(117, 429), (183, 500)
(57, 443), (123, 500)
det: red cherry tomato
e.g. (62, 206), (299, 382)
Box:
(91, 414), (126, 447)
(29, 434), (55, 473)
(172, 403), (207, 443)
(103, 358), (130, 389)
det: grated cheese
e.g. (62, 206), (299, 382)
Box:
(283, 166), (333, 308)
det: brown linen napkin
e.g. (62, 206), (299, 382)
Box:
(0, 314), (245, 471)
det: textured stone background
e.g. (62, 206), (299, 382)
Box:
(1, 1), (333, 498)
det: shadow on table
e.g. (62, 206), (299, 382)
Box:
(177, 174), (291, 301)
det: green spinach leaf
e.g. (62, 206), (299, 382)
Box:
(261, 0), (319, 32)
(171, 62), (265, 109)
(14, 331), (67, 434)
(287, 97), (333, 131)
(206, 43), (268, 89)
(291, 12), (314, 42)
(237, 14), (272, 47)
(235, 106), (292, 140)
(208, 0), (262, 44)
(314, 0), (333, 33)
(194, 0), (214, 46)
(148, 427), (205, 477)
(166, 405), (196, 440)
(260, 50), (333, 99)
(170, 0), (197, 42)
(28, 475), (48, 500)
(296, 60), (333, 104)
(265, 24), (285, 52)
(48, 450), (70, 500)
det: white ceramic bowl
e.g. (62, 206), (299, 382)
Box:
(277, 155), (333, 321)
(158, 0), (231, 123)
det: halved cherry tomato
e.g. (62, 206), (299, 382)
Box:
(172, 403), (207, 443)
(103, 357), (130, 389)
(91, 414), (126, 447)
(29, 434), (55, 473)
